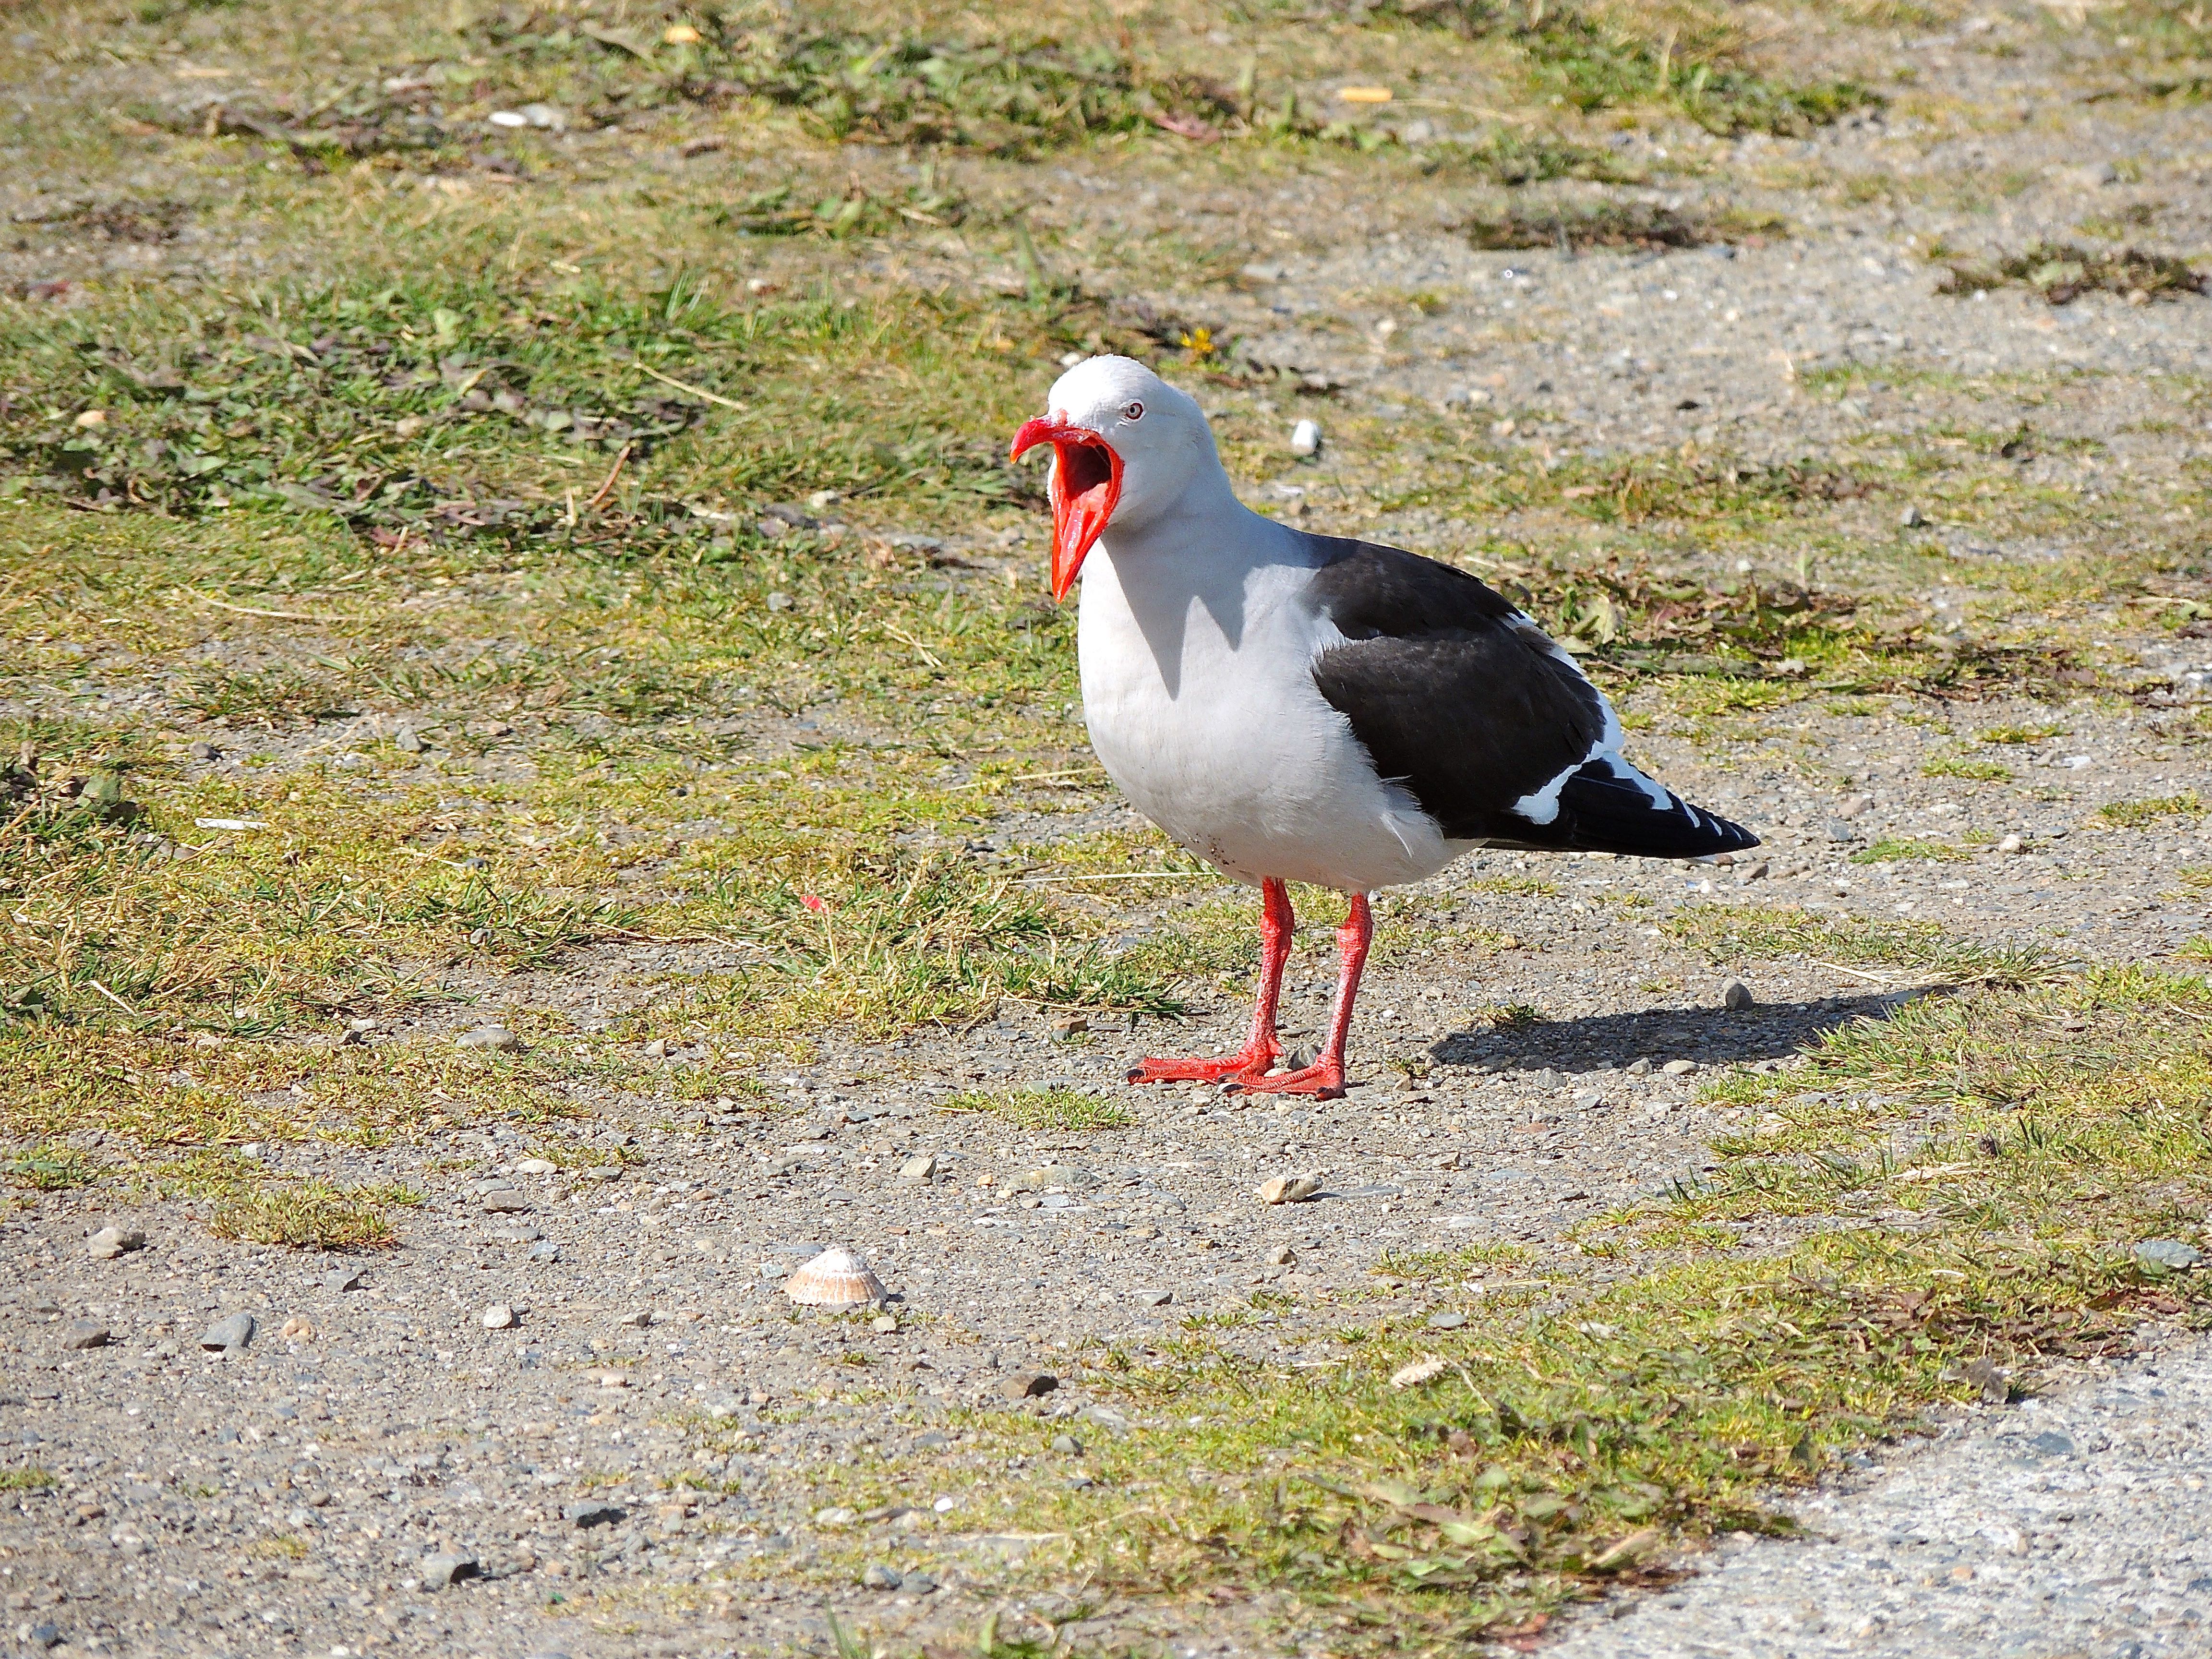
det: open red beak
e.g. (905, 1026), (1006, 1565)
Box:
(1010, 417), (1122, 601)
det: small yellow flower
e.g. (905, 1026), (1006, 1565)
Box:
(1179, 327), (1215, 358)
(662, 23), (702, 45)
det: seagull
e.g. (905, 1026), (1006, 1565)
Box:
(1011, 356), (1757, 1100)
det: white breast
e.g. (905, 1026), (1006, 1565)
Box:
(1075, 528), (1458, 893)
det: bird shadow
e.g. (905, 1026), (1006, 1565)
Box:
(1426, 988), (1927, 1078)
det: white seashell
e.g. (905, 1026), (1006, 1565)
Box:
(1391, 1356), (1448, 1390)
(1257, 1173), (1322, 1206)
(783, 1245), (887, 1308)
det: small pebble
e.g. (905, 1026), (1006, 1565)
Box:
(86, 1226), (144, 1261)
(1722, 979), (1755, 1011)
(861, 1563), (902, 1590)
(419, 1552), (478, 1590)
(1266, 1244), (1296, 1266)
(483, 1304), (518, 1330)
(457, 1024), (522, 1052)
(1050, 1433), (1084, 1455)
(515, 1157), (557, 1175)
(998, 1372), (1058, 1400)
(1998, 832), (2025, 854)
(200, 1312), (255, 1352)
(1290, 418), (1322, 457)
(480, 1189), (531, 1214)
(898, 1153), (938, 1184)
(61, 1320), (109, 1351)
(1662, 1058), (1698, 1076)
(618, 1309), (653, 1327)
(564, 1501), (625, 1528)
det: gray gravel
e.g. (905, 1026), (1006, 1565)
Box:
(1550, 1337), (2212, 1657)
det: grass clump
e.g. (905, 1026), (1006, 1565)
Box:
(1666, 905), (2063, 986)
(2, 1145), (101, 1191)
(1464, 199), (1787, 253)
(2098, 792), (2203, 827)
(207, 1178), (419, 1250)
(1850, 837), (1973, 864)
(1923, 757), (2014, 781)
(939, 1088), (1132, 1131)
(0, 1468), (56, 1491)
(1936, 242), (2205, 305)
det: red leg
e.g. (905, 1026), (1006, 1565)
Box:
(1128, 878), (1294, 1085)
(1229, 892), (1372, 1100)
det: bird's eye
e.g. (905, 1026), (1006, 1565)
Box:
(1121, 400), (1145, 421)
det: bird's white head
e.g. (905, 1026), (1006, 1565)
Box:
(1009, 355), (1216, 601)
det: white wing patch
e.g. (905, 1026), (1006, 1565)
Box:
(1506, 637), (1677, 825)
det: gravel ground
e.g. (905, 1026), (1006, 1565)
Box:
(1550, 1335), (2212, 1658)
(7, 4), (2212, 1656)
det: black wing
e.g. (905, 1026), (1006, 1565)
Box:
(1304, 539), (1758, 859)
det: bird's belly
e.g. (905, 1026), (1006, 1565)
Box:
(1082, 664), (1454, 893)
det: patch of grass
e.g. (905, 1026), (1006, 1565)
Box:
(1850, 837), (1973, 864)
(0, 1467), (56, 1491)
(2098, 792), (2203, 827)
(208, 1179), (416, 1250)
(1346, 1), (1878, 135)
(1923, 757), (2014, 781)
(939, 1088), (1133, 1131)
(1463, 200), (1787, 253)
(1665, 905), (2064, 986)
(2, 1146), (101, 1190)
(1935, 242), (2204, 305)
(1979, 724), (2068, 745)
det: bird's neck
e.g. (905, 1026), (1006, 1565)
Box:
(1098, 462), (1290, 579)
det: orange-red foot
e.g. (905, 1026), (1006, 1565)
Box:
(1127, 1046), (1278, 1086)
(1224, 1062), (1347, 1100)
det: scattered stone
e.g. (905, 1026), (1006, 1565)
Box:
(278, 1316), (312, 1340)
(1427, 1312), (1467, 1331)
(61, 1321), (109, 1351)
(483, 1304), (519, 1330)
(392, 722), (425, 755)
(1266, 1244), (1296, 1266)
(861, 1563), (902, 1590)
(1899, 505), (1927, 529)
(903, 1573), (939, 1594)
(529, 1242), (561, 1262)
(1012, 1164), (1089, 1191)
(2135, 1239), (2202, 1273)
(1722, 979), (1755, 1011)
(27, 1623), (61, 1650)
(457, 1024), (522, 1052)
(815, 1505), (857, 1527)
(1998, 832), (2025, 854)
(86, 1226), (144, 1260)
(420, 1552), (479, 1590)
(480, 1189), (531, 1214)
(1257, 1173), (1322, 1205)
(1662, 1059), (1698, 1076)
(1961, 1357), (2012, 1405)
(871, 1314), (898, 1334)
(200, 1313), (255, 1352)
(1290, 418), (1322, 457)
(1824, 819), (1861, 843)
(999, 1372), (1058, 1400)
(488, 1224), (542, 1244)
(1836, 793), (1874, 819)
(563, 1500), (625, 1528)
(617, 1309), (653, 1328)
(515, 1157), (557, 1176)
(898, 1153), (938, 1184)
(187, 739), (219, 761)
(1050, 1433), (1084, 1455)
(1625, 1057), (1653, 1076)
(1137, 1288), (1174, 1307)
(1734, 859), (1770, 885)
(323, 1269), (363, 1293)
